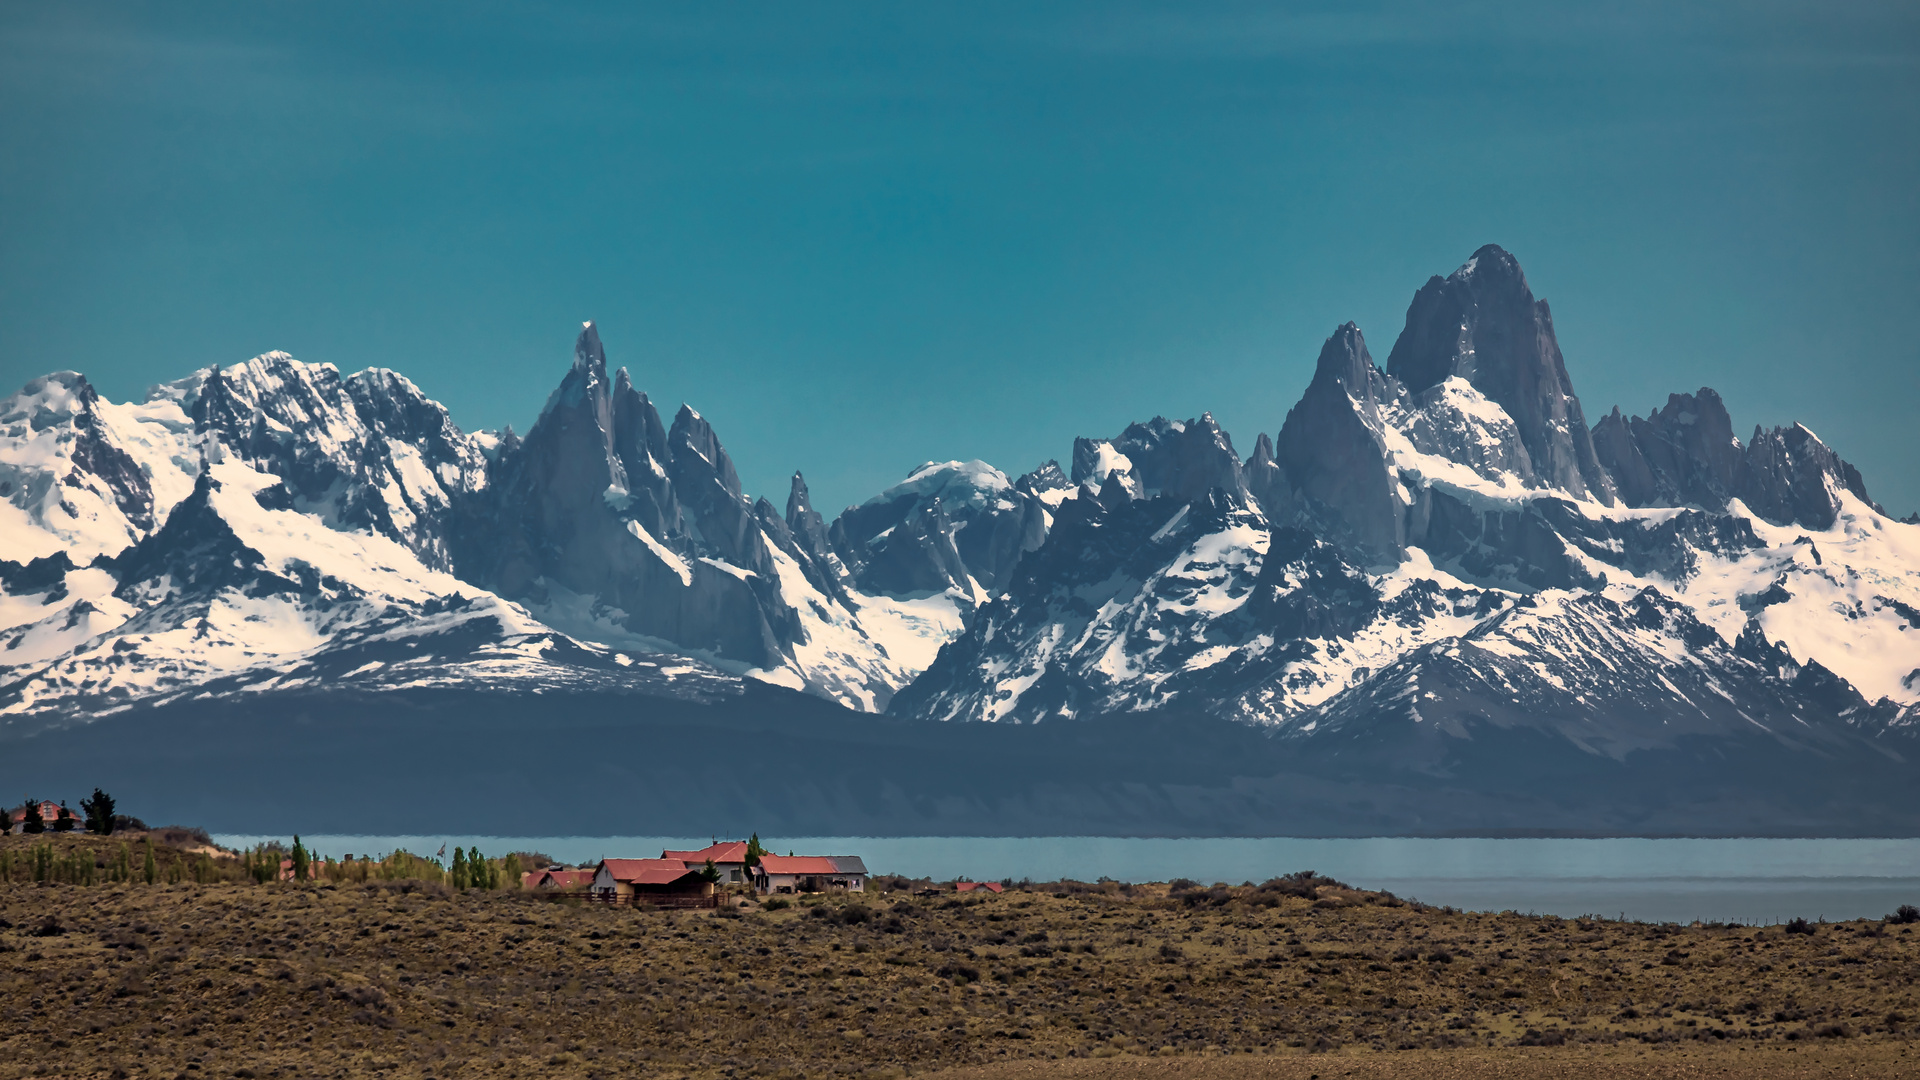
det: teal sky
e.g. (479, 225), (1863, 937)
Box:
(2, 2), (1915, 516)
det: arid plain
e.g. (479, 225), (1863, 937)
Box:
(2, 835), (1915, 1079)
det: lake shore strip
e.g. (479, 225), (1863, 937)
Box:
(2, 832), (1917, 1077)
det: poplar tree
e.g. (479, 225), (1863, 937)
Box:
(291, 836), (310, 882)
(143, 838), (157, 885)
(451, 846), (469, 889)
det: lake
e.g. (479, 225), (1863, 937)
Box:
(211, 834), (1920, 926)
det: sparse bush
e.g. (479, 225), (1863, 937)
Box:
(1889, 904), (1920, 925)
(1517, 1028), (1566, 1046)
(1785, 917), (1814, 935)
(1256, 870), (1352, 899)
(148, 825), (212, 847)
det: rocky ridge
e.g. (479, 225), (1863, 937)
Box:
(894, 246), (1920, 757)
(2, 249), (1915, 776)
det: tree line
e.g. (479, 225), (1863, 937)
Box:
(0, 788), (124, 836)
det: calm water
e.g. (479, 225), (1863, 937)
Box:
(213, 835), (1920, 926)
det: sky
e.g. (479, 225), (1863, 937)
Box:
(2, 2), (1916, 517)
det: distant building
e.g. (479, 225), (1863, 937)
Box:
(8, 801), (64, 832)
(955, 881), (1003, 894)
(754, 855), (867, 894)
(526, 869), (594, 891)
(591, 859), (715, 905)
(661, 841), (752, 886)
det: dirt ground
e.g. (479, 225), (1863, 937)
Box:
(927, 1044), (1916, 1079)
(1, 837), (1916, 1078)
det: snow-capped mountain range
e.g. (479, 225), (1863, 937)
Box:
(4, 245), (1916, 775)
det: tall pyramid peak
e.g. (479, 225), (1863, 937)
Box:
(1384, 246), (1614, 504)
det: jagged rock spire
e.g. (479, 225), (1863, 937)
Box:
(786, 471), (832, 559)
(1275, 323), (1404, 562)
(1737, 423), (1878, 529)
(1385, 245), (1615, 504)
(574, 321), (606, 373)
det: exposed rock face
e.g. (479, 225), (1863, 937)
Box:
(20, 373), (158, 536)
(889, 486), (1278, 724)
(473, 323), (798, 666)
(1591, 389), (1744, 510)
(892, 245), (1918, 762)
(1384, 244), (1615, 503)
(1, 372), (170, 560)
(1071, 414), (1247, 505)
(1735, 423), (1878, 529)
(827, 460), (1048, 598)
(187, 353), (492, 571)
(3, 324), (973, 716)
(1240, 433), (1291, 522)
(785, 472), (832, 563)
(777, 472), (845, 598)
(1586, 390), (1883, 531)
(1274, 323), (1404, 563)
(4, 244), (1915, 815)
(1015, 460), (1070, 499)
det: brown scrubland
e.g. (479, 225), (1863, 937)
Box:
(1, 833), (1916, 1079)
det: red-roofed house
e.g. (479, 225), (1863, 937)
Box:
(528, 869), (594, 891)
(753, 855), (867, 895)
(591, 858), (714, 906)
(8, 801), (65, 833)
(955, 881), (1004, 894)
(661, 841), (751, 886)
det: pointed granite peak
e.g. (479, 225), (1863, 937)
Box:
(1247, 431), (1276, 468)
(786, 470), (833, 560)
(1384, 246), (1614, 504)
(667, 402), (743, 501)
(1309, 322), (1382, 397)
(1242, 431), (1292, 522)
(574, 321), (606, 374)
(1451, 243), (1526, 287)
(787, 470), (815, 518)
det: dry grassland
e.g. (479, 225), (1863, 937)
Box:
(1, 836), (1915, 1079)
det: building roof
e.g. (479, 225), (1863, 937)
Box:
(829, 856), (868, 876)
(955, 881), (1004, 893)
(539, 869), (595, 889)
(598, 858), (703, 885)
(9, 801), (62, 824)
(661, 841), (749, 865)
(755, 855), (842, 875)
